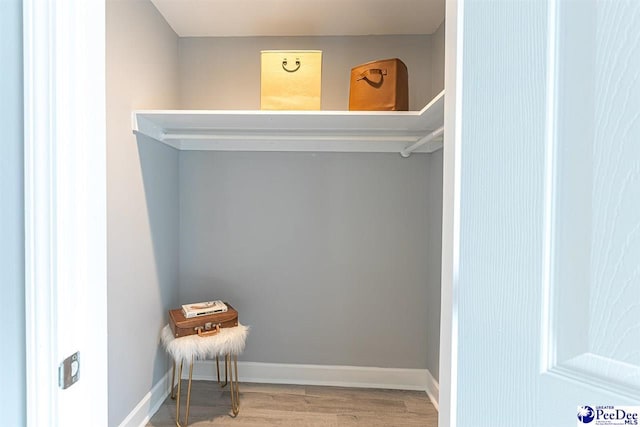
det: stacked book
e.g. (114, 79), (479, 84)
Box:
(181, 300), (228, 318)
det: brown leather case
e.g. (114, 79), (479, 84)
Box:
(168, 303), (239, 338)
(348, 58), (408, 111)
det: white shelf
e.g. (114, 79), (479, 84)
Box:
(132, 91), (443, 155)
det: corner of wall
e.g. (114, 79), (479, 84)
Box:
(430, 19), (446, 100)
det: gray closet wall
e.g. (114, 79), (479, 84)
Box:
(106, 1), (180, 425)
(179, 151), (435, 368)
(178, 34), (441, 110)
(176, 30), (445, 371)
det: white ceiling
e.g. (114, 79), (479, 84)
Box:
(150, 0), (445, 37)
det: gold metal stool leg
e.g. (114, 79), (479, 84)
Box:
(171, 361), (177, 400)
(220, 354), (228, 388)
(227, 354), (240, 416)
(234, 355), (239, 407)
(175, 356), (194, 427)
(216, 356), (220, 384)
(175, 361), (183, 424)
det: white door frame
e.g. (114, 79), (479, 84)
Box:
(439, 1), (463, 426)
(23, 0), (107, 425)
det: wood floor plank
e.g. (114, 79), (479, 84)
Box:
(305, 385), (426, 401)
(239, 391), (406, 414)
(337, 411), (438, 427)
(240, 382), (307, 395)
(403, 395), (439, 417)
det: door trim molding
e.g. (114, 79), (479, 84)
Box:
(23, 0), (107, 425)
(439, 0), (464, 426)
(547, 354), (640, 400)
(540, 0), (559, 374)
(23, 0), (59, 423)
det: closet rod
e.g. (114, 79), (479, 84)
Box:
(400, 126), (444, 157)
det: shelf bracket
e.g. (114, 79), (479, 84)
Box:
(400, 126), (444, 157)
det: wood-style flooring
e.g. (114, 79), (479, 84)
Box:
(147, 381), (438, 427)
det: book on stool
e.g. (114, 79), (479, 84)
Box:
(182, 300), (227, 318)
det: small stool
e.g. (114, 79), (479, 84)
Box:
(160, 323), (249, 426)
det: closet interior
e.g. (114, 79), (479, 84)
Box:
(106, 0), (445, 424)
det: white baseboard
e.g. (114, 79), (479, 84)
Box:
(186, 360), (439, 408)
(118, 369), (172, 427)
(424, 369), (439, 411)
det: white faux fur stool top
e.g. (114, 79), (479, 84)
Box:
(161, 324), (249, 363)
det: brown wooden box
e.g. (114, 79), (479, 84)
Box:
(168, 303), (239, 338)
(348, 58), (408, 111)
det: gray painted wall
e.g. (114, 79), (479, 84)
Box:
(176, 31), (444, 370)
(425, 150), (443, 380)
(179, 152), (438, 369)
(426, 24), (444, 379)
(431, 20), (446, 97)
(106, 1), (180, 425)
(0, 0), (25, 424)
(178, 34), (438, 110)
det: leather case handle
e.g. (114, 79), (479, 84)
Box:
(356, 68), (387, 85)
(195, 324), (220, 337)
(282, 58), (301, 73)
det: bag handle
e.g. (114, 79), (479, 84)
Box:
(282, 58), (301, 73)
(195, 324), (220, 337)
(356, 68), (387, 85)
